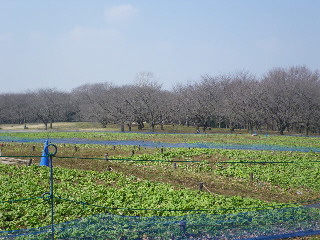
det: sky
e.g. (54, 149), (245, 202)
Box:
(0, 0), (320, 93)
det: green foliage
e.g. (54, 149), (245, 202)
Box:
(0, 164), (277, 231)
(128, 148), (320, 190)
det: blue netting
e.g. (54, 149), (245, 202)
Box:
(0, 137), (320, 152)
(1, 203), (319, 240)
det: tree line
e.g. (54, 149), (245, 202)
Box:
(0, 66), (319, 135)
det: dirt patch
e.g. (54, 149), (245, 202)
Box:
(0, 157), (33, 166)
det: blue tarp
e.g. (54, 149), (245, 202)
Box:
(0, 136), (320, 153)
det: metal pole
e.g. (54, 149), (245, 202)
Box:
(49, 155), (55, 240)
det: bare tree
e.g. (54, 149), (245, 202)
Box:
(29, 88), (68, 130)
(174, 83), (211, 132)
(9, 93), (34, 128)
(1, 66), (320, 135)
(0, 94), (12, 124)
(174, 75), (227, 132)
(72, 83), (115, 128)
(223, 71), (261, 133)
(286, 66), (320, 135)
(260, 68), (298, 135)
(124, 72), (163, 131)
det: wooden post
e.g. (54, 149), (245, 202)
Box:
(138, 145), (141, 151)
(74, 146), (78, 152)
(106, 166), (112, 171)
(250, 172), (254, 182)
(32, 145), (36, 151)
(0, 143), (4, 156)
(113, 146), (116, 150)
(161, 147), (164, 154)
(131, 150), (135, 156)
(105, 153), (109, 161)
(173, 162), (177, 169)
(198, 182), (204, 191)
(27, 159), (33, 166)
(178, 221), (186, 234)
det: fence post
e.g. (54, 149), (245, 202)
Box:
(49, 154), (55, 240)
(250, 172), (254, 182)
(105, 153), (109, 161)
(198, 182), (204, 191)
(27, 159), (33, 166)
(45, 144), (58, 240)
(178, 220), (187, 235)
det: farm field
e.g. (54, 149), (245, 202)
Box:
(0, 129), (320, 239)
(1, 130), (320, 149)
(1, 121), (320, 146)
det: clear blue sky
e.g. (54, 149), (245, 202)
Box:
(0, 0), (319, 93)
